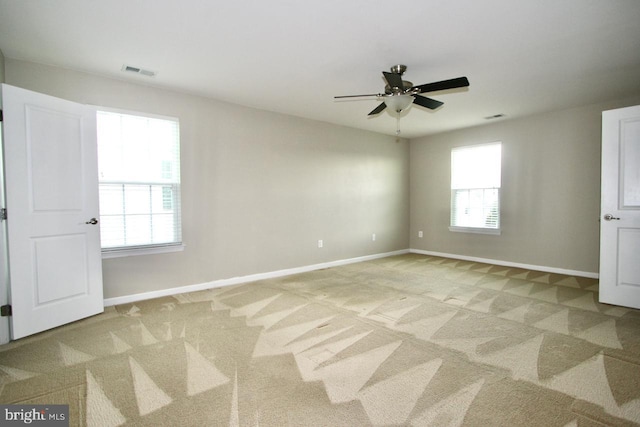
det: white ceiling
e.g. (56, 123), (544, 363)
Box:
(1, 0), (640, 138)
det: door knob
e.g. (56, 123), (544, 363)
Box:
(603, 214), (620, 221)
(85, 218), (99, 225)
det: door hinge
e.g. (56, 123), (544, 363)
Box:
(0, 208), (6, 221)
(0, 110), (3, 122)
(0, 305), (11, 317)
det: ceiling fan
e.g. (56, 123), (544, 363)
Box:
(335, 64), (470, 116)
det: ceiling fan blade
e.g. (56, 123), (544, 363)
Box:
(414, 77), (469, 94)
(368, 103), (387, 116)
(334, 93), (380, 99)
(412, 95), (444, 110)
(382, 71), (404, 90)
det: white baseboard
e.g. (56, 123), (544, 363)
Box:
(103, 249), (410, 307)
(410, 249), (599, 279)
(104, 248), (598, 307)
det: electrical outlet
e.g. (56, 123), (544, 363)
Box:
(418, 231), (423, 238)
(318, 239), (323, 248)
(372, 233), (376, 241)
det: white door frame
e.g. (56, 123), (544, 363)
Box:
(0, 117), (10, 344)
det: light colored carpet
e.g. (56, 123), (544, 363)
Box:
(1, 253), (639, 426)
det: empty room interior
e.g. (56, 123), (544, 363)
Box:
(1, 1), (640, 426)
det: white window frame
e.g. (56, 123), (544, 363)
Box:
(96, 107), (185, 258)
(449, 142), (502, 235)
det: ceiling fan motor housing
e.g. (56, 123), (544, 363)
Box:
(385, 80), (413, 95)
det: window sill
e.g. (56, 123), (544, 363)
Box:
(102, 244), (185, 259)
(449, 226), (501, 235)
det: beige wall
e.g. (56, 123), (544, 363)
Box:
(410, 95), (640, 274)
(6, 57), (640, 296)
(5, 59), (410, 299)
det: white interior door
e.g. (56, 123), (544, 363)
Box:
(1, 84), (103, 339)
(599, 105), (640, 309)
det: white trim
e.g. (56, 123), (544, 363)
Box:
(103, 249), (410, 306)
(410, 249), (599, 279)
(94, 105), (179, 122)
(102, 244), (185, 259)
(0, 117), (10, 345)
(103, 248), (599, 307)
(448, 226), (501, 235)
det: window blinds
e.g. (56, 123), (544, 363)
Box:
(450, 143), (501, 230)
(97, 110), (182, 251)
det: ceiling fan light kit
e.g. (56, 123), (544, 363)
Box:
(335, 64), (470, 135)
(384, 94), (414, 114)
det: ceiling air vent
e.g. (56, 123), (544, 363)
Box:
(121, 64), (156, 77)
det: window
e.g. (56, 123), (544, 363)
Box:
(450, 142), (502, 234)
(96, 109), (182, 257)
